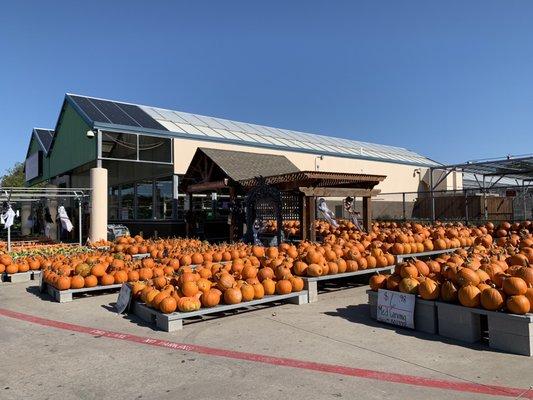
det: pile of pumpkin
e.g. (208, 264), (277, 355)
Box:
(369, 235), (533, 315)
(131, 246), (306, 314)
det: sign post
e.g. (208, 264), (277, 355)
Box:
(377, 289), (415, 329)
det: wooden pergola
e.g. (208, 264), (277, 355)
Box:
(181, 148), (386, 242)
(239, 171), (385, 241)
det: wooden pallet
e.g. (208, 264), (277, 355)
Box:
(396, 248), (462, 262)
(45, 283), (123, 303)
(1, 271), (32, 283)
(132, 290), (309, 332)
(303, 265), (395, 303)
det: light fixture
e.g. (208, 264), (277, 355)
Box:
(86, 129), (96, 139)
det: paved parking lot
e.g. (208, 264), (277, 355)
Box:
(1, 279), (532, 400)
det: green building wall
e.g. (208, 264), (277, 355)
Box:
(26, 102), (97, 186)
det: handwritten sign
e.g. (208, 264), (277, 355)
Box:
(377, 289), (415, 329)
(115, 284), (132, 314)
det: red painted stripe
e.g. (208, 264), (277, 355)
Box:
(0, 307), (531, 399)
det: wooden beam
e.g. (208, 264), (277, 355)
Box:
(362, 196), (372, 232)
(186, 180), (228, 193)
(300, 194), (308, 241)
(298, 187), (380, 197)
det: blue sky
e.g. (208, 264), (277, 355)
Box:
(1, 1), (532, 175)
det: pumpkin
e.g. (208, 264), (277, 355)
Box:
(289, 276), (304, 292)
(224, 288), (242, 304)
(90, 263), (107, 277)
(56, 276), (71, 290)
(419, 278), (439, 300)
(70, 275), (85, 289)
(240, 283), (255, 302)
(201, 289), (221, 307)
(100, 273), (115, 286)
(369, 274), (387, 291)
(84, 275), (98, 288)
(159, 297), (177, 314)
(216, 272), (235, 291)
(252, 283), (265, 299)
(400, 264), (418, 279)
(456, 268), (480, 287)
(502, 277), (528, 296)
(262, 278), (276, 295)
(399, 277), (419, 294)
(113, 270), (128, 284)
(480, 288), (505, 311)
(178, 296), (201, 312)
(440, 281), (458, 302)
(152, 291), (170, 309)
(307, 264), (323, 277)
(524, 288), (533, 312)
(506, 295), (530, 315)
(275, 279), (292, 295)
(181, 281), (199, 297)
(386, 274), (401, 291)
(458, 285), (481, 308)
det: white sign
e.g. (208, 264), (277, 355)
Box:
(25, 152), (40, 181)
(115, 284), (132, 314)
(377, 289), (415, 329)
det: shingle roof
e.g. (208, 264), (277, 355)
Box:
(64, 93), (438, 167)
(198, 148), (300, 181)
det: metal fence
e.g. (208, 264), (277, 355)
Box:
(369, 186), (532, 223)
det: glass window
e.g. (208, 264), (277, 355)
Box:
(136, 181), (153, 219)
(102, 131), (137, 160)
(139, 135), (171, 163)
(155, 179), (173, 219)
(121, 184), (134, 220)
(109, 186), (119, 220)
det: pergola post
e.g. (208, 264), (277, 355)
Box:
(306, 196), (316, 242)
(362, 196), (372, 232)
(185, 192), (193, 237)
(299, 193), (307, 241)
(229, 186), (237, 242)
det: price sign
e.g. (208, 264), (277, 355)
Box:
(115, 284), (132, 314)
(377, 289), (415, 329)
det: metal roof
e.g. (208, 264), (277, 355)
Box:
(435, 154), (533, 182)
(64, 93), (438, 167)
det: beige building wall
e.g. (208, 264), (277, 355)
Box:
(172, 138), (450, 199)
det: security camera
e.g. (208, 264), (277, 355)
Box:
(86, 129), (95, 138)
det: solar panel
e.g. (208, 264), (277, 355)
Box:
(34, 129), (54, 151)
(69, 95), (111, 123)
(89, 98), (141, 127)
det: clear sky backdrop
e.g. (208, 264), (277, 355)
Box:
(1, 1), (532, 175)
